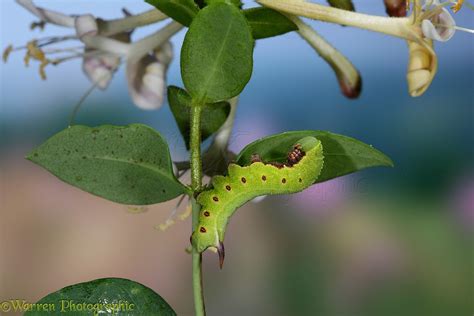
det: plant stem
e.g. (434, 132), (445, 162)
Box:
(257, 0), (415, 40)
(191, 198), (205, 316)
(98, 9), (168, 36)
(190, 105), (206, 316)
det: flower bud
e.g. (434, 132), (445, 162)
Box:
(406, 39), (437, 97)
(383, 0), (406, 17)
(75, 14), (98, 38)
(336, 68), (362, 99)
(126, 42), (173, 110)
(79, 18), (131, 89)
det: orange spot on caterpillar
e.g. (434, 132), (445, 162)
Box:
(212, 196), (219, 202)
(226, 185), (231, 191)
(203, 211), (210, 217)
(282, 178), (287, 184)
(241, 177), (247, 183)
(262, 175), (267, 181)
(200, 227), (207, 233)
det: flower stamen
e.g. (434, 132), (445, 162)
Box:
(452, 0), (464, 12)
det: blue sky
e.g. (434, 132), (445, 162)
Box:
(1, 0), (473, 187)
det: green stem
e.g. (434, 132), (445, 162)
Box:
(98, 9), (168, 36)
(257, 0), (415, 40)
(190, 105), (206, 316)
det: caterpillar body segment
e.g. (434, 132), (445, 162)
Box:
(191, 137), (324, 267)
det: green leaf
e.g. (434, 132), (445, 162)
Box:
(327, 0), (355, 11)
(146, 0), (199, 26)
(27, 124), (188, 205)
(244, 7), (297, 39)
(181, 2), (254, 103)
(168, 86), (230, 149)
(205, 0), (242, 7)
(24, 278), (176, 316)
(236, 130), (393, 183)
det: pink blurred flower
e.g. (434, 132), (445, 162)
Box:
(451, 175), (474, 232)
(291, 177), (352, 216)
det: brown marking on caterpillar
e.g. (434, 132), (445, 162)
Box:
(241, 177), (247, 183)
(282, 178), (287, 184)
(225, 185), (231, 191)
(299, 178), (303, 183)
(212, 196), (219, 202)
(200, 227), (207, 233)
(203, 211), (210, 217)
(261, 175), (267, 181)
(251, 154), (263, 164)
(287, 144), (305, 166)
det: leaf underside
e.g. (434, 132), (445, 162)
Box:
(27, 124), (187, 205)
(236, 130), (393, 183)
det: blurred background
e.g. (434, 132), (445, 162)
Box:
(1, 1), (473, 315)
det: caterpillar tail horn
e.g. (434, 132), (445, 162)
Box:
(217, 241), (225, 269)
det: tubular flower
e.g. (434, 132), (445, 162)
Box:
(126, 42), (173, 110)
(257, 0), (472, 97)
(3, 0), (182, 109)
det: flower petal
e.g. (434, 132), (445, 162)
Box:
(75, 14), (98, 38)
(126, 42), (173, 110)
(421, 7), (456, 42)
(82, 52), (121, 89)
(406, 38), (438, 97)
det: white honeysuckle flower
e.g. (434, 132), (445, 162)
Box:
(421, 10), (456, 41)
(75, 14), (129, 90)
(82, 51), (121, 90)
(5, 0), (183, 109)
(126, 42), (173, 110)
(258, 0), (472, 97)
(421, 0), (456, 42)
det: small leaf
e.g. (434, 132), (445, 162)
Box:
(168, 86), (230, 149)
(327, 0), (355, 11)
(27, 124), (188, 205)
(24, 278), (176, 316)
(181, 2), (254, 103)
(236, 130), (393, 183)
(244, 7), (297, 39)
(205, 0), (242, 7)
(146, 0), (199, 26)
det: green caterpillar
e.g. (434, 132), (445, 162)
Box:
(191, 136), (324, 267)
